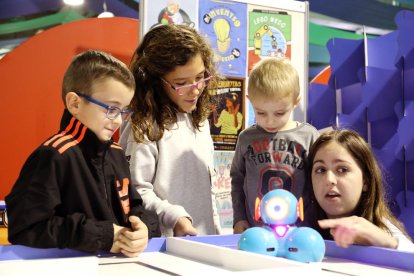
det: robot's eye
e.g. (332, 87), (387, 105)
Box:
(264, 196), (289, 221)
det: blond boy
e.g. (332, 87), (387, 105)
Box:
(231, 58), (319, 234)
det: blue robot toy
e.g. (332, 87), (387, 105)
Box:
(238, 189), (325, 262)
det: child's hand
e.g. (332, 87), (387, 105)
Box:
(318, 216), (398, 249)
(173, 217), (197, 236)
(117, 216), (149, 257)
(110, 224), (127, 253)
(233, 220), (250, 234)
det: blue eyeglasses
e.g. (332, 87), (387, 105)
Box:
(77, 93), (133, 121)
(160, 71), (213, 96)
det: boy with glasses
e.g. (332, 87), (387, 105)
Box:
(6, 50), (153, 257)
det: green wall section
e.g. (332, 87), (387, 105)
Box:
(0, 11), (85, 35)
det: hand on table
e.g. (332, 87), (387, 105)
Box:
(110, 216), (149, 257)
(318, 216), (398, 249)
(233, 220), (250, 234)
(173, 217), (197, 236)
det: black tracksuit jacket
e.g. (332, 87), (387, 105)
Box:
(6, 110), (155, 253)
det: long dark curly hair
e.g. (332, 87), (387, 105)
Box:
(306, 129), (411, 241)
(129, 24), (218, 143)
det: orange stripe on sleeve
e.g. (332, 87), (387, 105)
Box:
(64, 117), (76, 133)
(44, 116), (77, 146)
(51, 121), (81, 148)
(111, 144), (123, 150)
(51, 135), (72, 148)
(75, 125), (87, 143)
(69, 121), (81, 137)
(44, 133), (64, 146)
(58, 140), (78, 154)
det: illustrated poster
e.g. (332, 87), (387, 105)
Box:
(198, 0), (247, 78)
(212, 150), (234, 233)
(247, 8), (292, 74)
(209, 77), (245, 151)
(141, 0), (198, 35)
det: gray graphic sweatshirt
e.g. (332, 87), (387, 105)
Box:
(231, 122), (319, 227)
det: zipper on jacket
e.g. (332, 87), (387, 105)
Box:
(101, 144), (117, 223)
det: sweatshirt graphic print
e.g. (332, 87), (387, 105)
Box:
(231, 123), (319, 227)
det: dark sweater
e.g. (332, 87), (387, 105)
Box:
(6, 109), (158, 253)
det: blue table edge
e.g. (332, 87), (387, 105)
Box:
(0, 234), (413, 272)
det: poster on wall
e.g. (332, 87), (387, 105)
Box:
(198, 0), (248, 78)
(140, 0), (309, 122)
(139, 0), (198, 37)
(209, 77), (245, 151)
(247, 6), (292, 74)
(212, 150), (234, 233)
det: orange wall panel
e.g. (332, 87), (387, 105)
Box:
(0, 17), (139, 199)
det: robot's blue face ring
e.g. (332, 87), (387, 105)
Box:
(264, 196), (290, 221)
(239, 189), (326, 262)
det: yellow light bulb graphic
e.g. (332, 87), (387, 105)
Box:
(214, 18), (231, 53)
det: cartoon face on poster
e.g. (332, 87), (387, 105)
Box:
(198, 0), (247, 78)
(158, 0), (194, 27)
(142, 0), (198, 34)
